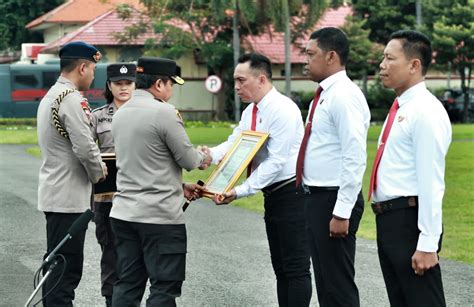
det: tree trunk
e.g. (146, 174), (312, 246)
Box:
(233, 1), (241, 122)
(283, 0), (291, 96)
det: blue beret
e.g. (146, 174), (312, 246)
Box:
(59, 41), (102, 63)
(136, 57), (184, 85)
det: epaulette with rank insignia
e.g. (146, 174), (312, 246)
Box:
(176, 109), (183, 123)
(92, 104), (108, 114)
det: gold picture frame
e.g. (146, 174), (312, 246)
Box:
(201, 130), (269, 199)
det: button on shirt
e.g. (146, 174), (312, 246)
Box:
(210, 87), (304, 198)
(302, 70), (370, 219)
(373, 82), (452, 252)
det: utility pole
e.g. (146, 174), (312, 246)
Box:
(416, 0), (422, 28)
(232, 1), (241, 122)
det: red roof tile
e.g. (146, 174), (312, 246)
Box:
(244, 6), (352, 64)
(26, 0), (142, 29)
(42, 9), (157, 53)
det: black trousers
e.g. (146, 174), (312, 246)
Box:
(264, 184), (312, 307)
(376, 206), (446, 307)
(110, 218), (186, 307)
(303, 189), (364, 307)
(42, 212), (87, 307)
(93, 201), (118, 298)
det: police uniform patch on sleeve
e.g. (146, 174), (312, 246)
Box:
(176, 109), (183, 123)
(81, 99), (92, 124)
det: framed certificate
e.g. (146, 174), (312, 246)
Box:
(201, 130), (269, 199)
(94, 153), (117, 195)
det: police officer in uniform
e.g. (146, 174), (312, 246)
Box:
(91, 63), (136, 306)
(109, 57), (211, 306)
(36, 41), (107, 306)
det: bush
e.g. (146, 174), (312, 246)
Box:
(366, 81), (396, 110)
(0, 118), (37, 126)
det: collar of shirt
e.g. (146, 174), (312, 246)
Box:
(397, 81), (427, 108)
(108, 103), (117, 115)
(133, 89), (154, 100)
(253, 86), (277, 114)
(318, 70), (348, 93)
(57, 76), (77, 90)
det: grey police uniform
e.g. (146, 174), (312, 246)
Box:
(37, 75), (104, 212)
(37, 75), (104, 306)
(110, 88), (204, 306)
(91, 103), (116, 154)
(90, 102), (118, 301)
(110, 89), (203, 223)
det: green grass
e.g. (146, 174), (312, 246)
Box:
(2, 124), (473, 263)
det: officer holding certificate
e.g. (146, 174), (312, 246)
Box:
(204, 53), (312, 307)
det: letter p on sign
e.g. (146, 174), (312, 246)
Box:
(205, 75), (222, 94)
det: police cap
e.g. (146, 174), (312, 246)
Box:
(137, 57), (184, 85)
(59, 41), (102, 63)
(107, 63), (136, 82)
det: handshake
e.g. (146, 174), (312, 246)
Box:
(197, 145), (212, 170)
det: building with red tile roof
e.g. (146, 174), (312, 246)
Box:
(26, 0), (142, 43)
(244, 5), (352, 65)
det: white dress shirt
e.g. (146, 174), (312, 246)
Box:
(302, 70), (370, 219)
(373, 82), (452, 252)
(211, 87), (304, 198)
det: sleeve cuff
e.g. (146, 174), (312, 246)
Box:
(416, 233), (441, 253)
(332, 200), (355, 219)
(234, 184), (251, 199)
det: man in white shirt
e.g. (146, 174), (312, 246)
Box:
(371, 30), (450, 306)
(208, 53), (312, 306)
(297, 27), (370, 307)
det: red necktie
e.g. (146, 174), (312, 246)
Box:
(295, 87), (323, 187)
(247, 104), (258, 177)
(368, 98), (400, 200)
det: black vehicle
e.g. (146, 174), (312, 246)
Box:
(0, 62), (108, 118)
(441, 88), (474, 122)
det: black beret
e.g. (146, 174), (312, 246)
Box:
(136, 57), (184, 85)
(107, 63), (136, 82)
(59, 41), (102, 63)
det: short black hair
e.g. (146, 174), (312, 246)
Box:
(136, 74), (170, 89)
(238, 53), (272, 79)
(389, 30), (432, 76)
(60, 58), (92, 73)
(309, 27), (349, 65)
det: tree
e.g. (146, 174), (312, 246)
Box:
(432, 0), (473, 122)
(0, 0), (65, 50)
(266, 0), (327, 97)
(352, 0), (417, 43)
(341, 15), (382, 95)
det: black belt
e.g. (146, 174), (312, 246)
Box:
(300, 184), (339, 195)
(262, 177), (296, 197)
(371, 196), (418, 215)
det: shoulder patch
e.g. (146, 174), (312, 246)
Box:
(81, 99), (92, 122)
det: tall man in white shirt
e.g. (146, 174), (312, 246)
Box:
(297, 27), (370, 307)
(209, 53), (312, 306)
(370, 30), (450, 306)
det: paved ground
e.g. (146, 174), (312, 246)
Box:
(1, 144), (473, 306)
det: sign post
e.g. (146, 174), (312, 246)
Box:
(205, 75), (222, 120)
